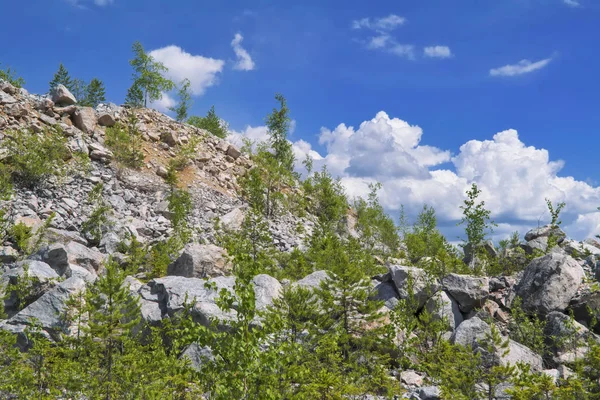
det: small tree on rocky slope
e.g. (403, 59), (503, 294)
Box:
(127, 41), (174, 108)
(49, 63), (73, 93)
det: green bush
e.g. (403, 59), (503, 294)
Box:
(187, 105), (229, 139)
(3, 128), (70, 188)
(105, 111), (144, 169)
(0, 63), (25, 88)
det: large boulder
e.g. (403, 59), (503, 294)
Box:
(389, 265), (440, 309)
(544, 311), (599, 365)
(442, 274), (489, 313)
(569, 290), (600, 334)
(425, 291), (463, 331)
(514, 253), (584, 315)
(148, 274), (281, 329)
(97, 113), (116, 127)
(525, 225), (566, 243)
(1, 261), (60, 313)
(451, 317), (542, 371)
(0, 277), (87, 345)
(72, 107), (97, 134)
(65, 241), (106, 273)
(294, 270), (329, 291)
(372, 280), (400, 310)
(219, 207), (246, 231)
(167, 244), (231, 278)
(562, 239), (600, 258)
(36, 243), (70, 277)
(521, 237), (548, 255)
(180, 343), (214, 372)
(50, 84), (76, 106)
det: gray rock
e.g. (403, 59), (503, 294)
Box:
(37, 243), (70, 277)
(43, 228), (87, 246)
(442, 273), (489, 313)
(451, 317), (542, 371)
(226, 145), (241, 159)
(0, 246), (18, 264)
(389, 265), (440, 309)
(425, 291), (463, 330)
(180, 343), (214, 371)
(219, 207), (246, 231)
(372, 280), (399, 310)
(544, 311), (599, 365)
(252, 274), (282, 311)
(161, 131), (179, 146)
(515, 253), (584, 315)
(521, 236), (548, 255)
(525, 225), (566, 243)
(167, 244), (231, 278)
(1, 277), (86, 338)
(73, 107), (97, 134)
(294, 270), (329, 291)
(414, 386), (441, 400)
(65, 241), (106, 273)
(97, 113), (116, 127)
(50, 84), (76, 105)
(0, 91), (17, 105)
(562, 239), (600, 258)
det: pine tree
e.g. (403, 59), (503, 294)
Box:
(49, 63), (73, 92)
(127, 41), (174, 107)
(79, 258), (141, 398)
(266, 93), (295, 172)
(187, 105), (229, 139)
(169, 78), (192, 122)
(124, 81), (144, 108)
(71, 78), (88, 103)
(83, 78), (106, 107)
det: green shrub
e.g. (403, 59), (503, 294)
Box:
(187, 105), (229, 139)
(105, 111), (144, 169)
(3, 128), (70, 188)
(81, 183), (113, 245)
(0, 63), (25, 88)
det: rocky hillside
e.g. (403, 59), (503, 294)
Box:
(2, 80), (600, 399)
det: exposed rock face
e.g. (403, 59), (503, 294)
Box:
(73, 107), (97, 134)
(389, 265), (440, 308)
(294, 270), (329, 291)
(50, 84), (76, 106)
(544, 311), (599, 365)
(180, 343), (214, 372)
(425, 291), (463, 331)
(37, 243), (70, 277)
(167, 244), (231, 278)
(442, 273), (489, 313)
(451, 317), (542, 371)
(515, 253), (584, 315)
(525, 225), (566, 243)
(65, 241), (106, 273)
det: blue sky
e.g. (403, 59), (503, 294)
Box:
(2, 0), (599, 240)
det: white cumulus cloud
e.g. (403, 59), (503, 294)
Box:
(149, 46), (225, 96)
(232, 114), (600, 240)
(424, 46), (453, 58)
(149, 92), (176, 113)
(231, 33), (255, 71)
(490, 58), (552, 77)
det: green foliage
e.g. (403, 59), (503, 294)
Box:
(166, 170), (192, 247)
(49, 63), (73, 92)
(218, 208), (278, 278)
(302, 164), (348, 230)
(81, 183), (113, 245)
(9, 213), (55, 256)
(546, 198), (566, 251)
(170, 135), (200, 171)
(509, 297), (548, 358)
(266, 93), (295, 172)
(240, 141), (295, 219)
(353, 183), (400, 257)
(0, 63), (25, 88)
(127, 41), (174, 107)
(105, 111), (145, 169)
(81, 77), (106, 107)
(5, 264), (42, 312)
(2, 127), (70, 188)
(187, 105), (229, 139)
(170, 78), (192, 122)
(459, 183), (496, 246)
(401, 204), (466, 277)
